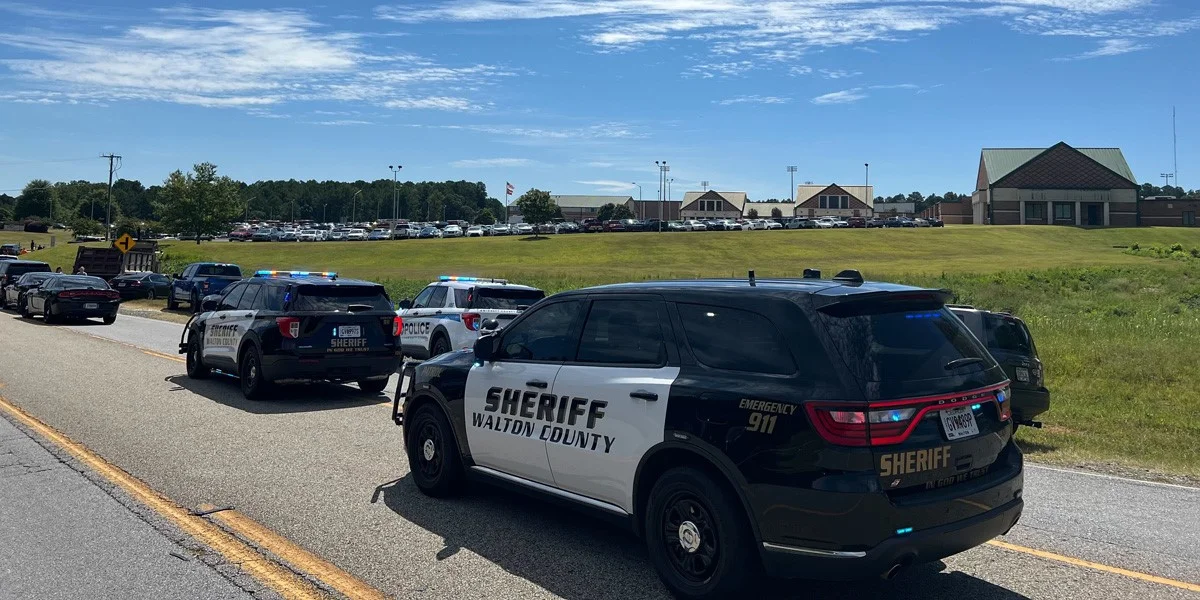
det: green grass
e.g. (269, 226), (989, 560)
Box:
(26, 226), (1200, 479)
(0, 230), (71, 255)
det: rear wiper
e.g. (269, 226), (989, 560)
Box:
(347, 303), (374, 313)
(944, 357), (985, 370)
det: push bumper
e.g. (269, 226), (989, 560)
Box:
(760, 497), (1023, 580)
(261, 353), (399, 383)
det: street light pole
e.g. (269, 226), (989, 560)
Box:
(389, 165), (403, 222)
(655, 161), (669, 231)
(865, 163), (870, 218)
(787, 166), (797, 202)
(352, 189), (361, 223)
(632, 182), (642, 219)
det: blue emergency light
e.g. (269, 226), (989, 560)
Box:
(439, 275), (508, 284)
(255, 270), (337, 279)
(895, 527), (914, 536)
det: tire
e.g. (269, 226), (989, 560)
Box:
(239, 346), (273, 400)
(42, 301), (56, 324)
(147, 289), (156, 301)
(19, 299), (32, 319)
(167, 291), (179, 311)
(644, 467), (758, 600)
(406, 403), (464, 497)
(430, 334), (451, 358)
(102, 314), (116, 325)
(191, 292), (202, 314)
(185, 335), (210, 379)
(358, 378), (388, 394)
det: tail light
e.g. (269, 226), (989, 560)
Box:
(804, 383), (1009, 447)
(129, 281), (142, 286)
(461, 312), (481, 331)
(59, 290), (80, 299)
(276, 317), (301, 339)
(393, 315), (403, 337)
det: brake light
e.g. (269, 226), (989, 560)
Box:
(276, 317), (300, 339)
(393, 315), (403, 337)
(462, 312), (481, 331)
(805, 383), (1008, 447)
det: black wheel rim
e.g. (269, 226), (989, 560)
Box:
(187, 343), (197, 372)
(415, 418), (443, 480)
(243, 355), (258, 390)
(661, 492), (720, 583)
(433, 339), (448, 356)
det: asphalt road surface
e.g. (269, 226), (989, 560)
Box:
(1, 312), (1197, 600)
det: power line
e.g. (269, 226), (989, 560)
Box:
(0, 157), (97, 167)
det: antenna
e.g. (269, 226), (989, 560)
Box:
(701, 180), (709, 191)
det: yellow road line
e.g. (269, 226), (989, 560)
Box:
(987, 540), (1200, 593)
(0, 395), (324, 600)
(201, 504), (389, 600)
(143, 349), (186, 363)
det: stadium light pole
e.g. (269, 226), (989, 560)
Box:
(787, 166), (797, 202)
(655, 160), (669, 231)
(389, 165), (403, 221)
(632, 182), (642, 219)
(352, 189), (361, 223)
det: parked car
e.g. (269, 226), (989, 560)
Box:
(277, 229), (299, 241)
(536, 223), (558, 235)
(368, 229), (392, 241)
(0, 261), (52, 308)
(329, 229), (349, 241)
(787, 218), (816, 229)
(466, 226), (485, 237)
(491, 224), (511, 236)
(764, 220), (783, 230)
(913, 218), (931, 228)
(347, 229), (368, 241)
(581, 219), (605, 233)
(928, 218), (945, 227)
(847, 217), (867, 228)
(251, 228), (277, 242)
(111, 271), (173, 300)
(396, 275), (546, 360)
(229, 229), (254, 241)
(443, 224), (464, 238)
(298, 230), (321, 242)
(418, 226), (443, 239)
(813, 217), (835, 229)
(23, 275), (120, 324)
(667, 221), (687, 232)
(603, 220), (626, 232)
(515, 223), (535, 235)
(684, 220), (708, 231)
(867, 218), (887, 228)
(556, 222), (580, 234)
(619, 219), (644, 232)
(168, 262), (243, 312)
(2, 271), (59, 311)
(950, 306), (1049, 429)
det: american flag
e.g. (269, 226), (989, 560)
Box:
(506, 182), (515, 195)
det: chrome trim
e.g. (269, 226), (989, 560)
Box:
(762, 542), (868, 558)
(469, 466), (628, 516)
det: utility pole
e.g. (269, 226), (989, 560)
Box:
(100, 153), (121, 240)
(787, 166), (797, 202)
(655, 160), (668, 231)
(865, 163), (870, 218)
(1161, 173), (1175, 190)
(631, 183), (642, 219)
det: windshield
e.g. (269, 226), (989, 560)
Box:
(817, 303), (994, 386)
(291, 285), (392, 312)
(470, 287), (545, 310)
(197, 265), (242, 277)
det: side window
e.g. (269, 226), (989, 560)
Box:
(183, 265), (195, 278)
(217, 284), (246, 312)
(427, 286), (448, 308)
(152, 274), (170, 284)
(411, 286), (436, 309)
(497, 300), (586, 362)
(259, 285), (284, 312)
(453, 288), (469, 309)
(575, 300), (667, 366)
(676, 303), (796, 375)
(236, 284), (262, 311)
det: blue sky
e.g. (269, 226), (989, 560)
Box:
(1, 0), (1197, 202)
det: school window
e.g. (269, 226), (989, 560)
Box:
(1053, 203), (1072, 220)
(1024, 203), (1045, 220)
(819, 196), (827, 209)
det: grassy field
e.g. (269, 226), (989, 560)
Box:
(0, 230), (71, 254)
(27, 226), (1200, 480)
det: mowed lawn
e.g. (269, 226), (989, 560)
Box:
(23, 226), (1200, 480)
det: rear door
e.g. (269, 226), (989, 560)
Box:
(202, 283), (248, 367)
(400, 285), (442, 357)
(547, 297), (678, 512)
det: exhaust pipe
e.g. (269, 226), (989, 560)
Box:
(881, 556), (914, 581)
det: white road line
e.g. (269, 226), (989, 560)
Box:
(1027, 463), (1200, 492)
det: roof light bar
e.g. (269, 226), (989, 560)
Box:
(254, 270), (338, 279)
(439, 275), (508, 284)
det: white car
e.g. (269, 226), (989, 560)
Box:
(515, 223), (535, 235)
(832, 219), (850, 228)
(684, 220), (707, 231)
(491, 224), (511, 236)
(368, 229), (392, 241)
(443, 224), (464, 238)
(748, 220), (768, 230)
(397, 276), (546, 359)
(813, 218), (836, 229)
(329, 229), (349, 241)
(913, 218), (931, 228)
(764, 220), (783, 230)
(347, 228), (368, 241)
(466, 226), (485, 237)
(298, 230), (320, 242)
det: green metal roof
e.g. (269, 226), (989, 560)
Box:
(981, 145), (1136, 186)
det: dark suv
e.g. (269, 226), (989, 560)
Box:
(0, 260), (52, 309)
(949, 306), (1049, 428)
(392, 271), (1023, 599)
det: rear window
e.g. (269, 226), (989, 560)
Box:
(291, 285), (392, 312)
(60, 276), (109, 290)
(817, 304), (992, 384)
(983, 314), (1035, 356)
(196, 265), (241, 277)
(470, 287), (545, 310)
(5, 263), (50, 277)
(677, 304), (796, 375)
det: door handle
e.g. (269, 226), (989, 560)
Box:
(218, 315), (226, 319)
(630, 390), (658, 402)
(526, 380), (548, 389)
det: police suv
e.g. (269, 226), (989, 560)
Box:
(393, 271), (1023, 599)
(396, 276), (545, 360)
(180, 271), (402, 399)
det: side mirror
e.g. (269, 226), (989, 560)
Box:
(397, 299), (412, 310)
(473, 334), (500, 363)
(481, 318), (499, 331)
(173, 273), (181, 279)
(201, 295), (221, 312)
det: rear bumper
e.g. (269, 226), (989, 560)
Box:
(52, 301), (119, 317)
(1012, 387), (1050, 421)
(761, 496), (1022, 580)
(261, 353), (400, 383)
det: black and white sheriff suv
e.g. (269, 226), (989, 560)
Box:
(396, 276), (545, 360)
(180, 270), (402, 399)
(392, 270), (1024, 599)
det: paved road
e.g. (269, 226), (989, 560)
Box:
(0, 415), (255, 600)
(2, 312), (1197, 600)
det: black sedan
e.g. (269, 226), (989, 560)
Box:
(2, 271), (61, 311)
(23, 275), (120, 325)
(111, 272), (172, 300)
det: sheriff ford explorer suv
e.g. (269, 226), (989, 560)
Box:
(181, 270), (401, 399)
(392, 270), (1023, 600)
(396, 276), (545, 360)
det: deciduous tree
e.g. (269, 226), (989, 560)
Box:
(157, 163), (244, 244)
(514, 189), (561, 238)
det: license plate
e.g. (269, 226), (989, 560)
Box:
(939, 406), (979, 441)
(1015, 367), (1030, 383)
(336, 325), (361, 338)
(118, 283), (127, 287)
(84, 303), (98, 309)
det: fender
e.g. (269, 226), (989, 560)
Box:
(632, 435), (761, 542)
(429, 324), (452, 353)
(405, 385), (474, 465)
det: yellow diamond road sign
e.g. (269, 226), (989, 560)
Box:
(113, 233), (135, 254)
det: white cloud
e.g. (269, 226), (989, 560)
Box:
(309, 119), (372, 126)
(452, 158), (536, 168)
(811, 89), (867, 105)
(1053, 38), (1149, 60)
(575, 180), (637, 193)
(788, 65), (813, 76)
(586, 161), (616, 168)
(819, 68), (862, 79)
(0, 8), (512, 111)
(683, 60), (756, 78)
(715, 95), (790, 106)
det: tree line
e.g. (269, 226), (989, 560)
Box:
(0, 166), (507, 239)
